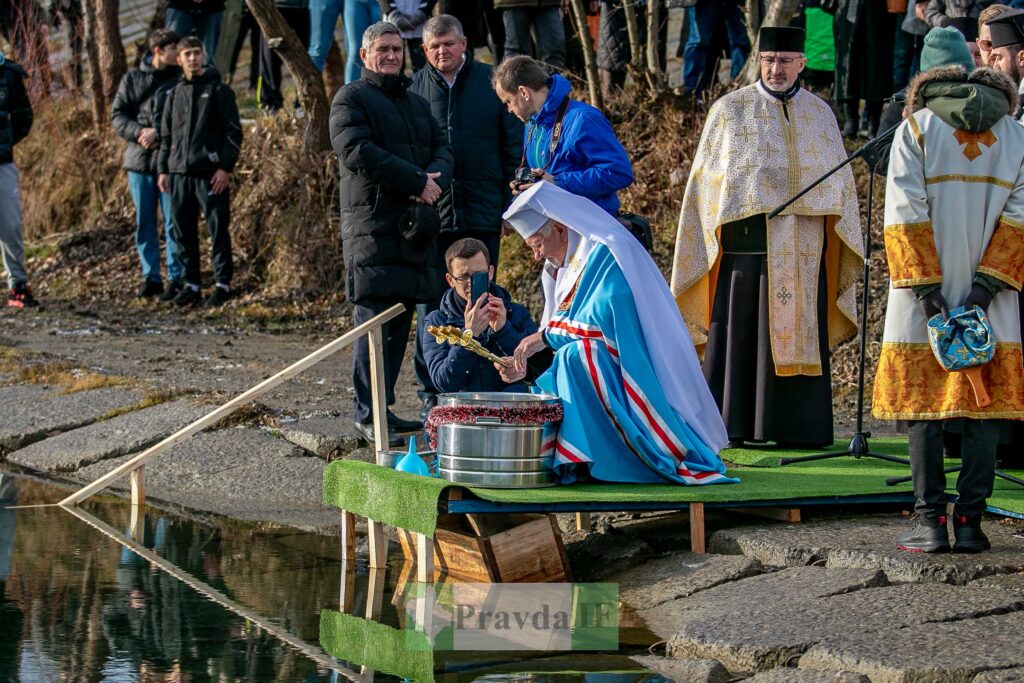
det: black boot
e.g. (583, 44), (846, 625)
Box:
(842, 100), (859, 138)
(897, 514), (950, 553)
(952, 513), (991, 553)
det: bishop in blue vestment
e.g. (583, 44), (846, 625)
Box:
(501, 182), (736, 486)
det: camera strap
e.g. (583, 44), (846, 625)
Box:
(521, 95), (571, 174)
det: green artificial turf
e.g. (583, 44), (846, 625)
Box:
(722, 437), (912, 467)
(323, 445), (1024, 537)
(320, 609), (435, 682)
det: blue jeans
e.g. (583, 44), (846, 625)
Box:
(682, 0), (749, 94)
(128, 171), (183, 284)
(165, 8), (223, 60)
(892, 28), (922, 93)
(308, 0), (380, 82)
(502, 6), (566, 68)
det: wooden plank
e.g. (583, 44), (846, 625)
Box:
(368, 521), (387, 568)
(416, 532), (437, 582)
(130, 467), (145, 508)
(550, 514), (574, 582)
(433, 527), (492, 582)
(365, 568), (386, 619)
(575, 512), (591, 532)
(61, 304), (407, 506)
(340, 511), (356, 566)
(129, 504), (144, 543)
(339, 559), (355, 614)
(487, 516), (570, 583)
(726, 507), (801, 523)
(690, 502), (706, 553)
(368, 325), (389, 464)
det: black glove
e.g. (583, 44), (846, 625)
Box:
(918, 289), (950, 320)
(963, 283), (994, 312)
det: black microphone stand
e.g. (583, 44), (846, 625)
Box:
(767, 121), (911, 467)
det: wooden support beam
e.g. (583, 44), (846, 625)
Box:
(726, 507), (801, 523)
(690, 502), (706, 553)
(339, 557), (355, 614)
(340, 510), (356, 566)
(60, 304), (406, 506)
(575, 512), (591, 532)
(368, 521), (387, 568)
(129, 504), (144, 543)
(415, 532), (434, 583)
(368, 325), (389, 465)
(365, 568), (386, 620)
(130, 467), (145, 508)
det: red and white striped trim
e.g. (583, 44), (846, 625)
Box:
(555, 437), (589, 464)
(582, 338), (636, 455)
(547, 318), (619, 359)
(622, 371), (690, 463)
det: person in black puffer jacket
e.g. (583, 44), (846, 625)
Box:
(111, 28), (184, 300)
(0, 51), (37, 309)
(422, 238), (537, 394)
(157, 36), (243, 307)
(409, 14), (523, 417)
(330, 21), (453, 446)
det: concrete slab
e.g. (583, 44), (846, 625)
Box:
(6, 399), (208, 472)
(0, 385), (144, 455)
(277, 416), (360, 458)
(73, 427), (336, 531)
(612, 552), (763, 610)
(742, 669), (870, 683)
(659, 567), (1024, 672)
(630, 656), (730, 683)
(972, 573), (1024, 595)
(799, 611), (1024, 683)
(709, 514), (1024, 584)
(974, 668), (1024, 682)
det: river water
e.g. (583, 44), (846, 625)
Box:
(0, 474), (663, 682)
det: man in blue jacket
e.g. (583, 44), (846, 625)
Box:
(423, 238), (537, 394)
(491, 55), (632, 215)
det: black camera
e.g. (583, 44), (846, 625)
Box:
(514, 166), (536, 186)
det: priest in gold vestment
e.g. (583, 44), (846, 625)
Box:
(671, 26), (864, 448)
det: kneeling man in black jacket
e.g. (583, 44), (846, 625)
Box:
(422, 238), (536, 395)
(157, 36), (243, 307)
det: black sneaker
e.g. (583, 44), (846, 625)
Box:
(161, 280), (183, 302)
(952, 514), (991, 553)
(7, 282), (39, 309)
(205, 286), (231, 307)
(352, 420), (403, 448)
(137, 279), (164, 298)
(897, 515), (950, 553)
(387, 410), (422, 433)
(174, 286), (202, 307)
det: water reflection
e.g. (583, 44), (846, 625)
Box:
(0, 474), (664, 682)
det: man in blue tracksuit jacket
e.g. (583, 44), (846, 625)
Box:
(422, 238), (537, 393)
(491, 55), (633, 215)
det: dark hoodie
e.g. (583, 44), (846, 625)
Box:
(157, 66), (242, 176)
(111, 56), (181, 174)
(421, 283), (537, 394)
(908, 65), (1018, 133)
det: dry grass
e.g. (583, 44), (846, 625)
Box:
(14, 360), (132, 394)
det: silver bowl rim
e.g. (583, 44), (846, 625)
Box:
(437, 391), (561, 406)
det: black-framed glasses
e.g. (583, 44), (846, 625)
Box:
(451, 271), (485, 284)
(759, 56), (798, 67)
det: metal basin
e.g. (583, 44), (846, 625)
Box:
(435, 392), (562, 488)
(438, 468), (556, 488)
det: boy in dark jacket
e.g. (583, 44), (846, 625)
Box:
(0, 50), (36, 308)
(112, 29), (184, 300)
(157, 36), (243, 307)
(422, 238), (536, 394)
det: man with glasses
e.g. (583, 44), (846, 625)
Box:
(977, 4), (1012, 66)
(671, 26), (864, 450)
(330, 21), (454, 446)
(983, 8), (1024, 118)
(421, 238), (536, 394)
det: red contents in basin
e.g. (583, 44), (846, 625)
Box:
(425, 404), (564, 449)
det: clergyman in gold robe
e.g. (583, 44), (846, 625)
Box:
(670, 26), (864, 449)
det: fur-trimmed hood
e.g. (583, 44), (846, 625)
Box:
(907, 65), (1018, 132)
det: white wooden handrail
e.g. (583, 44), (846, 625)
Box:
(59, 303), (406, 507)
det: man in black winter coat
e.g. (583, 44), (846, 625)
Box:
(112, 29), (184, 301)
(409, 14), (522, 419)
(330, 20), (453, 447)
(157, 36), (243, 307)
(0, 49), (36, 308)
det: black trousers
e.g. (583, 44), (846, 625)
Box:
(258, 6), (311, 110)
(413, 231), (502, 400)
(352, 299), (416, 424)
(908, 419), (999, 520)
(169, 175), (234, 287)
